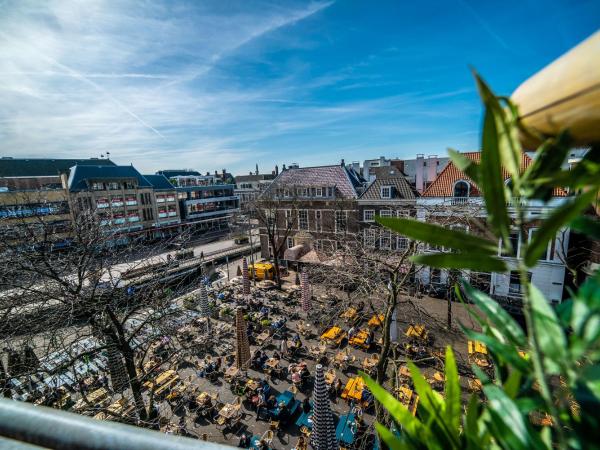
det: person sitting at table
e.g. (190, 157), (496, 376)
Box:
(259, 353), (269, 369)
(272, 351), (281, 361)
(334, 378), (344, 397)
(364, 330), (373, 346)
(255, 391), (267, 418)
(356, 300), (365, 313)
(214, 357), (222, 371)
(302, 396), (311, 413)
(238, 433), (250, 448)
(278, 401), (289, 421)
(251, 351), (263, 369)
(260, 379), (271, 398)
(348, 326), (357, 340)
(266, 395), (277, 410)
(300, 366), (311, 384)
(256, 440), (268, 450)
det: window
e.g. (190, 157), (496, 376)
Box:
(363, 210), (375, 222)
(380, 231), (392, 250)
(315, 210), (322, 232)
(364, 228), (377, 248)
(431, 269), (442, 284)
(327, 187), (334, 197)
(379, 209), (392, 218)
(453, 180), (470, 198)
(299, 209), (309, 230)
(397, 237), (408, 250)
(285, 210), (293, 228)
(287, 237), (294, 249)
(381, 186), (392, 199)
(528, 228), (550, 261)
(91, 182), (104, 191)
(316, 187), (323, 197)
(396, 210), (409, 218)
(335, 210), (347, 232)
(107, 182), (120, 190)
(501, 231), (520, 257)
(509, 271), (531, 294)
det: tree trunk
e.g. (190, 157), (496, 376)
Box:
(375, 289), (397, 424)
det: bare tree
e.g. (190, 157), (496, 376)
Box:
(0, 204), (205, 427)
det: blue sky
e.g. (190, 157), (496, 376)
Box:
(0, 0), (598, 175)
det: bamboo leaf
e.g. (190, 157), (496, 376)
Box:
(461, 280), (526, 347)
(411, 253), (507, 272)
(474, 74), (511, 244)
(529, 284), (567, 374)
(448, 148), (480, 185)
(570, 216), (600, 240)
(361, 372), (425, 437)
(483, 384), (533, 449)
(524, 189), (598, 267)
(376, 217), (498, 254)
(374, 423), (408, 450)
(408, 362), (445, 417)
(444, 346), (461, 434)
(474, 73), (522, 181)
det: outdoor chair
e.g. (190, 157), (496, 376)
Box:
(262, 429), (274, 444)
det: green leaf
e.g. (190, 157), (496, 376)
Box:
(531, 144), (600, 192)
(524, 189), (598, 267)
(483, 384), (533, 449)
(520, 132), (572, 200)
(570, 216), (600, 240)
(448, 148), (480, 185)
(529, 284), (567, 374)
(408, 362), (445, 417)
(475, 75), (522, 181)
(461, 280), (526, 347)
(375, 217), (498, 254)
(361, 371), (425, 437)
(503, 370), (523, 399)
(464, 394), (481, 441)
(411, 253), (507, 272)
(474, 73), (511, 245)
(374, 423), (407, 450)
(444, 346), (461, 433)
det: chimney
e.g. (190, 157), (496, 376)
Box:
(255, 163), (259, 175)
(222, 169), (226, 178)
(282, 164), (287, 171)
(340, 158), (345, 167)
(272, 170), (275, 175)
(214, 170), (218, 177)
(275, 165), (279, 175)
(206, 171), (210, 176)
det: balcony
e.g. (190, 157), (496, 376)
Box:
(113, 218), (126, 225)
(166, 196), (176, 202)
(128, 216), (140, 222)
(0, 397), (229, 449)
(158, 212), (168, 218)
(96, 202), (109, 209)
(126, 200), (138, 206)
(111, 201), (124, 208)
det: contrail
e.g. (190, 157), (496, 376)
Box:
(0, 31), (165, 139)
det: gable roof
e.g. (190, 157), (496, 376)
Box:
(359, 170), (417, 201)
(0, 158), (116, 178)
(68, 165), (152, 192)
(143, 174), (176, 191)
(264, 165), (365, 199)
(421, 151), (567, 197)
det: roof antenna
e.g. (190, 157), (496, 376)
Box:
(100, 154), (104, 159)
(106, 151), (111, 160)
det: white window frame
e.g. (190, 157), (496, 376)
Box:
(380, 230), (392, 250)
(298, 209), (309, 230)
(396, 210), (410, 218)
(528, 228), (551, 261)
(314, 210), (322, 232)
(316, 187), (323, 197)
(335, 210), (347, 233)
(363, 210), (375, 222)
(285, 209), (293, 228)
(381, 185), (392, 199)
(379, 209), (392, 218)
(500, 230), (521, 258)
(287, 237), (294, 249)
(397, 236), (409, 250)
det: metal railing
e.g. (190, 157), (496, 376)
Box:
(0, 397), (232, 450)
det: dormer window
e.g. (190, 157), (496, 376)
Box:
(453, 180), (470, 198)
(381, 185), (392, 199)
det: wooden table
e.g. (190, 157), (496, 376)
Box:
(246, 379), (260, 392)
(73, 388), (108, 411)
(224, 366), (240, 381)
(368, 314), (384, 328)
(406, 324), (428, 340)
(256, 330), (271, 345)
(362, 355), (379, 372)
(309, 345), (327, 359)
(321, 326), (346, 346)
(218, 403), (240, 420)
(396, 385), (419, 416)
(468, 340), (487, 355)
(349, 329), (371, 349)
(324, 369), (336, 385)
(340, 308), (358, 321)
(341, 377), (365, 401)
(296, 321), (311, 336)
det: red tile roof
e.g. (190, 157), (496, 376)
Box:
(421, 151), (567, 197)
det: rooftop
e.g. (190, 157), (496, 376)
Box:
(67, 165), (152, 192)
(0, 158), (116, 178)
